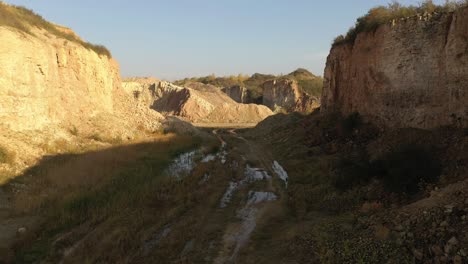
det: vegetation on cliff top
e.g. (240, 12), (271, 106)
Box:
(333, 0), (468, 47)
(0, 2), (111, 57)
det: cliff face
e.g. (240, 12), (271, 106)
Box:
(0, 27), (119, 131)
(262, 79), (320, 113)
(0, 23), (163, 172)
(221, 85), (252, 104)
(0, 26), (161, 134)
(322, 9), (468, 129)
(123, 80), (273, 124)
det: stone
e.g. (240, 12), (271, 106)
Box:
(453, 255), (462, 264)
(460, 249), (467, 257)
(448, 237), (459, 245)
(440, 221), (449, 227)
(431, 245), (443, 256)
(413, 249), (424, 260)
(17, 227), (27, 235)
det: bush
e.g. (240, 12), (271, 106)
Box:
(332, 0), (468, 47)
(0, 146), (14, 164)
(332, 149), (371, 191)
(0, 3), (111, 57)
(375, 144), (441, 194)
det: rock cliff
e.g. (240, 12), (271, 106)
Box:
(322, 9), (468, 129)
(123, 80), (273, 124)
(221, 85), (252, 104)
(0, 25), (162, 133)
(262, 78), (320, 113)
(0, 7), (162, 171)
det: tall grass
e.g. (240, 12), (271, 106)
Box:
(333, 0), (468, 47)
(0, 2), (111, 57)
(13, 134), (206, 262)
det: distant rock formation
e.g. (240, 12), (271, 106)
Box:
(322, 9), (468, 129)
(217, 69), (322, 113)
(122, 80), (273, 124)
(221, 85), (252, 104)
(262, 79), (320, 113)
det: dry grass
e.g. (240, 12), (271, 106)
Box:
(0, 2), (111, 57)
(333, 0), (468, 47)
(10, 133), (234, 263)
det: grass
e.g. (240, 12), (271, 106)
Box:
(0, 2), (111, 57)
(11, 133), (235, 263)
(333, 0), (468, 47)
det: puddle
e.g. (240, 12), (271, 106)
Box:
(272, 161), (289, 188)
(219, 191), (277, 263)
(246, 191), (277, 205)
(219, 165), (272, 208)
(244, 165), (271, 181)
(165, 145), (226, 178)
(165, 151), (198, 179)
(220, 182), (240, 208)
(201, 154), (216, 163)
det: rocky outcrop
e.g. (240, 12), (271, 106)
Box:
(0, 26), (162, 135)
(262, 79), (320, 113)
(322, 9), (468, 129)
(123, 80), (273, 124)
(221, 85), (252, 104)
(0, 15), (164, 172)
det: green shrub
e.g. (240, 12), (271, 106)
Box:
(374, 144), (440, 194)
(298, 79), (323, 97)
(332, 0), (468, 47)
(0, 3), (111, 57)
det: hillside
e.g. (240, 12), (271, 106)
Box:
(122, 79), (273, 124)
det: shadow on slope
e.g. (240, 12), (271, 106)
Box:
(0, 133), (226, 263)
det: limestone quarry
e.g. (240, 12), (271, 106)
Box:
(0, 2), (467, 264)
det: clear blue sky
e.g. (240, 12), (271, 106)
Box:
(5, 0), (444, 80)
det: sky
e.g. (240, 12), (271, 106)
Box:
(5, 0), (445, 80)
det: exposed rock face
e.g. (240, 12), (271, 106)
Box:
(0, 27), (117, 131)
(262, 79), (320, 113)
(322, 9), (468, 129)
(124, 80), (273, 124)
(0, 24), (163, 171)
(157, 82), (273, 123)
(0, 27), (161, 134)
(221, 85), (252, 104)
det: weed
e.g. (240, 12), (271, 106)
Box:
(333, 1), (468, 47)
(0, 3), (111, 57)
